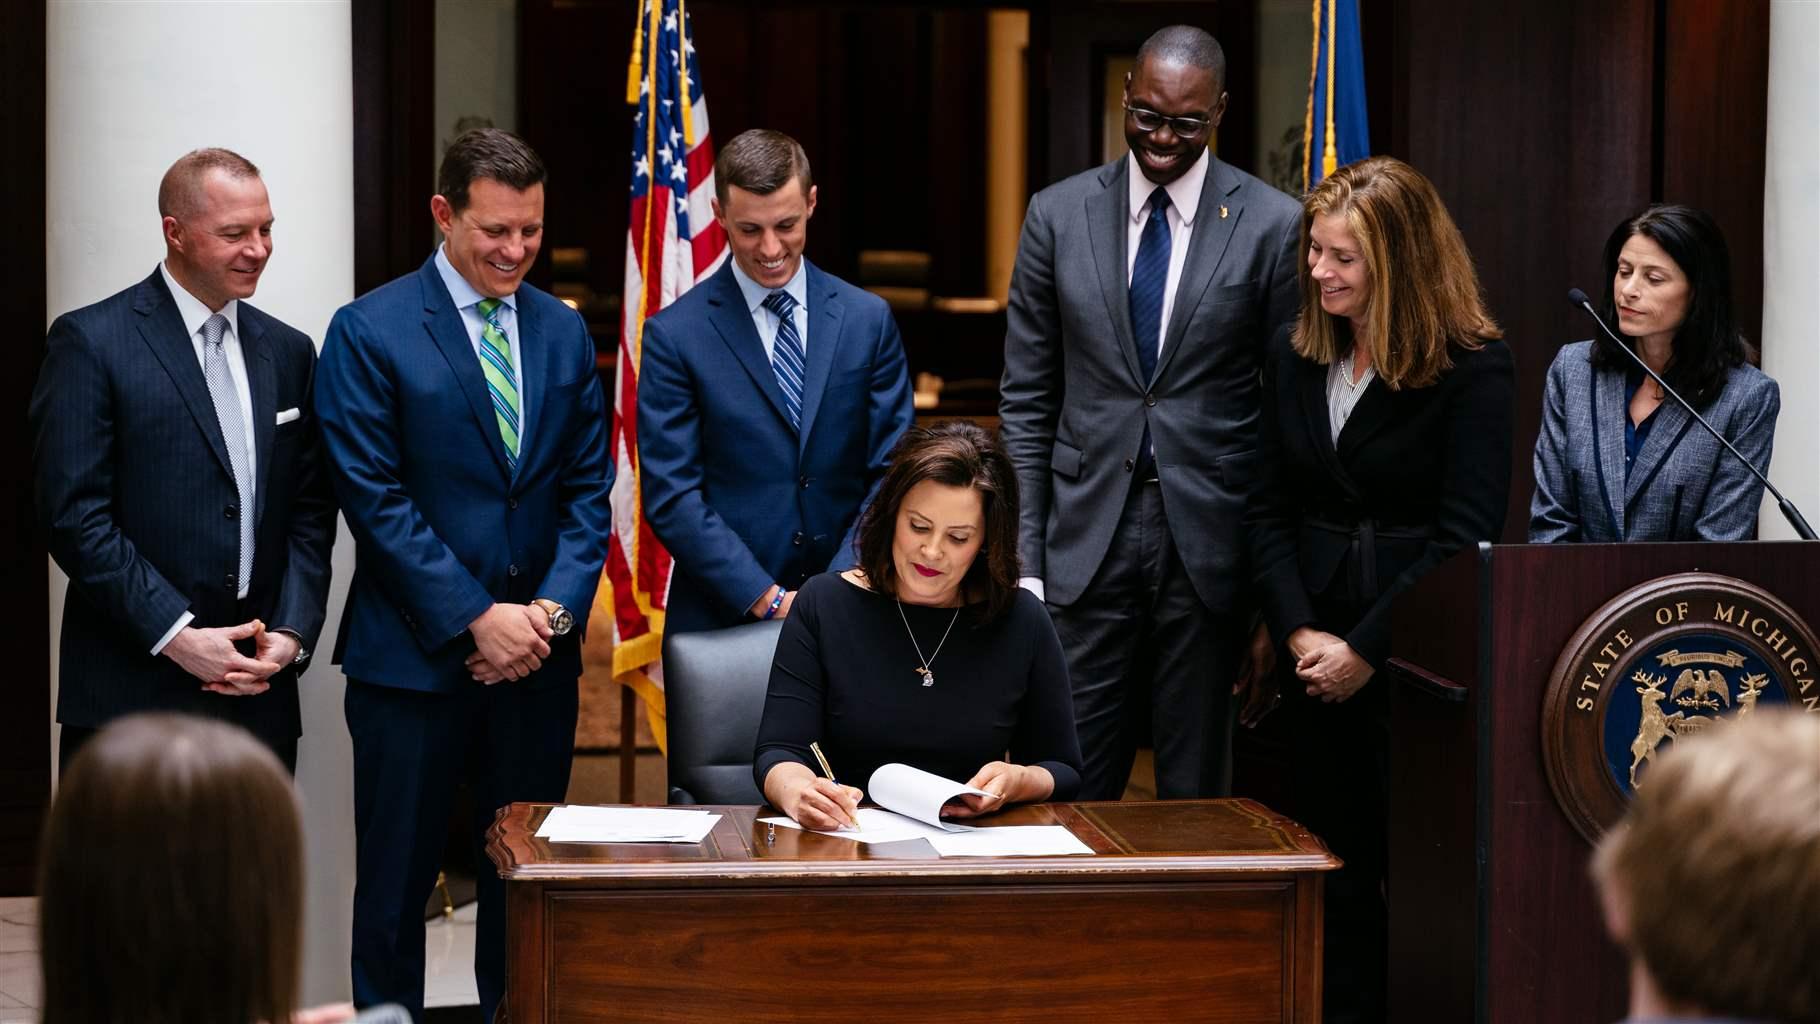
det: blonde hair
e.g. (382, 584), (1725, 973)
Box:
(1292, 156), (1501, 389)
(1591, 709), (1820, 1022)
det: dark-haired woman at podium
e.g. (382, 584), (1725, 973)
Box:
(1245, 156), (1513, 1023)
(1529, 204), (1780, 542)
(753, 422), (1082, 831)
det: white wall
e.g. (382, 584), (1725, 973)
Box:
(1761, 1), (1819, 539)
(45, 0), (359, 1004)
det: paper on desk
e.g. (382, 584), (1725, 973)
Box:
(535, 805), (720, 844)
(926, 826), (1095, 857)
(758, 807), (957, 844)
(866, 763), (992, 832)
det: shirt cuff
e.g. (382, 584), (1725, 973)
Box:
(151, 611), (195, 656)
(1017, 576), (1045, 603)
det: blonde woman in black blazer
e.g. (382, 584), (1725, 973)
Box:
(1244, 157), (1513, 1024)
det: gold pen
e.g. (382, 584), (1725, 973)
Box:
(808, 741), (861, 831)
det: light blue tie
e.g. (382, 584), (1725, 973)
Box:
(763, 290), (805, 431)
(201, 313), (254, 592)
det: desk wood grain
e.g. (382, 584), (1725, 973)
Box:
(491, 799), (1336, 1023)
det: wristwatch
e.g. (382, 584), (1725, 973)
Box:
(273, 628), (309, 666)
(532, 599), (574, 636)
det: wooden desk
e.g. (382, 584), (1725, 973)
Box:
(489, 799), (1337, 1023)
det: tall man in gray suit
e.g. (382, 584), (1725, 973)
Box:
(1000, 25), (1300, 799)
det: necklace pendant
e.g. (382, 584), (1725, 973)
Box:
(918, 667), (935, 687)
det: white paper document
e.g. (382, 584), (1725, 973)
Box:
(865, 762), (992, 832)
(926, 825), (1095, 857)
(535, 805), (720, 844)
(758, 807), (956, 844)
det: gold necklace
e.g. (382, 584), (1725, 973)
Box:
(895, 598), (961, 687)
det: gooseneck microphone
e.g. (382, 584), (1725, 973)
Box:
(1566, 288), (1815, 540)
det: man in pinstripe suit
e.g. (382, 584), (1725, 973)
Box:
(30, 148), (336, 774)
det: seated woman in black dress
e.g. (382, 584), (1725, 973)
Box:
(754, 421), (1082, 830)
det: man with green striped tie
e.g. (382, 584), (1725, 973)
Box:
(315, 127), (614, 1023)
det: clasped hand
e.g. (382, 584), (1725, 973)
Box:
(1288, 627), (1374, 702)
(463, 603), (554, 684)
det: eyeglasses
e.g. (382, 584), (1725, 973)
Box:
(1123, 103), (1212, 140)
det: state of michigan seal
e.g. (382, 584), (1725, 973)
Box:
(1541, 572), (1819, 843)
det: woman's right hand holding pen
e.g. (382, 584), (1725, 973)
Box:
(763, 762), (863, 831)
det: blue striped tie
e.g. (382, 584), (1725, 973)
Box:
(763, 290), (805, 431)
(1129, 187), (1171, 477)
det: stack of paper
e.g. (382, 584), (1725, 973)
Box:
(758, 808), (957, 845)
(535, 805), (720, 844)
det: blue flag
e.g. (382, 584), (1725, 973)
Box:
(1305, 0), (1371, 188)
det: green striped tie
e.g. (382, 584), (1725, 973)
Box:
(476, 298), (521, 466)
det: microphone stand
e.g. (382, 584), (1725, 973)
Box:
(1566, 288), (1814, 540)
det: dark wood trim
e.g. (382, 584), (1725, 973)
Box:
(4, 0), (50, 897)
(352, 0), (436, 298)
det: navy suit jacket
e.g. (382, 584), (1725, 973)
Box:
(30, 270), (337, 740)
(638, 259), (913, 635)
(315, 256), (614, 692)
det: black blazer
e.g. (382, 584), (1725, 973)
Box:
(30, 270), (337, 741)
(1246, 325), (1514, 667)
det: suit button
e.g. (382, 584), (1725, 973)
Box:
(224, 573), (236, 590)
(508, 564), (521, 577)
(1124, 458), (1134, 472)
(798, 476), (809, 489)
(1144, 393), (1157, 407)
(508, 498), (518, 509)
(792, 532), (804, 546)
(225, 505), (238, 519)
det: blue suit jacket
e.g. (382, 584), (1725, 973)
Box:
(638, 259), (913, 634)
(1529, 340), (1780, 542)
(30, 270), (337, 740)
(315, 256), (614, 691)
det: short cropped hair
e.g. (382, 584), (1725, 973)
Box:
(1592, 709), (1820, 1022)
(39, 714), (304, 1024)
(157, 147), (261, 219)
(853, 422), (1022, 623)
(714, 128), (813, 207)
(1591, 204), (1754, 406)
(1293, 156), (1501, 389)
(1136, 25), (1227, 91)
(437, 128), (548, 214)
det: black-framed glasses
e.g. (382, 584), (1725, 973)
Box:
(1123, 103), (1212, 139)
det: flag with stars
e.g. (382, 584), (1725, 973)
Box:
(587, 0), (727, 749)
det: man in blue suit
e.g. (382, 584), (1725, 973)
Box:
(639, 129), (913, 633)
(30, 148), (336, 774)
(315, 129), (613, 1023)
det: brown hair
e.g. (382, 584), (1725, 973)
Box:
(157, 147), (261, 219)
(437, 127), (548, 214)
(39, 714), (304, 1024)
(1591, 709), (1820, 1022)
(1292, 156), (1501, 389)
(854, 421), (1022, 622)
(714, 128), (813, 207)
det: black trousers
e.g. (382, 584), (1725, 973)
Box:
(1047, 479), (1244, 800)
(347, 676), (578, 1024)
(57, 722), (298, 777)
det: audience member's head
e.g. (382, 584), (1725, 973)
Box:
(1591, 708), (1820, 1023)
(40, 713), (305, 1024)
(854, 421), (1022, 621)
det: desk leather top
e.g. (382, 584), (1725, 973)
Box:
(488, 799), (1339, 886)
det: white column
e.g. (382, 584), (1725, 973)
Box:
(46, 0), (358, 1004)
(1761, 1), (1820, 539)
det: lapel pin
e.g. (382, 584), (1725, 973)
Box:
(1220, 205), (1229, 220)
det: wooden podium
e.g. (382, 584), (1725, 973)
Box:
(489, 799), (1337, 1023)
(1384, 540), (1820, 1023)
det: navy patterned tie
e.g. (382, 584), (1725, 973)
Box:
(201, 313), (254, 593)
(763, 290), (805, 431)
(1128, 187), (1171, 477)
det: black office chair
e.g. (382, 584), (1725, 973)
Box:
(662, 619), (785, 805)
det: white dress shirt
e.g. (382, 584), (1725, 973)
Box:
(1125, 147), (1211, 360)
(729, 257), (810, 361)
(435, 244), (530, 447)
(152, 262), (259, 652)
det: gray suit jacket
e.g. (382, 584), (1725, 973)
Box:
(1529, 340), (1780, 542)
(1000, 155), (1301, 610)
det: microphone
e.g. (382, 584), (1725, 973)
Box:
(1566, 288), (1815, 540)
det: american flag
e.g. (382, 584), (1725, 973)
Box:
(587, 0), (727, 746)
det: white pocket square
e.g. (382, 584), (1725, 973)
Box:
(276, 407), (301, 425)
